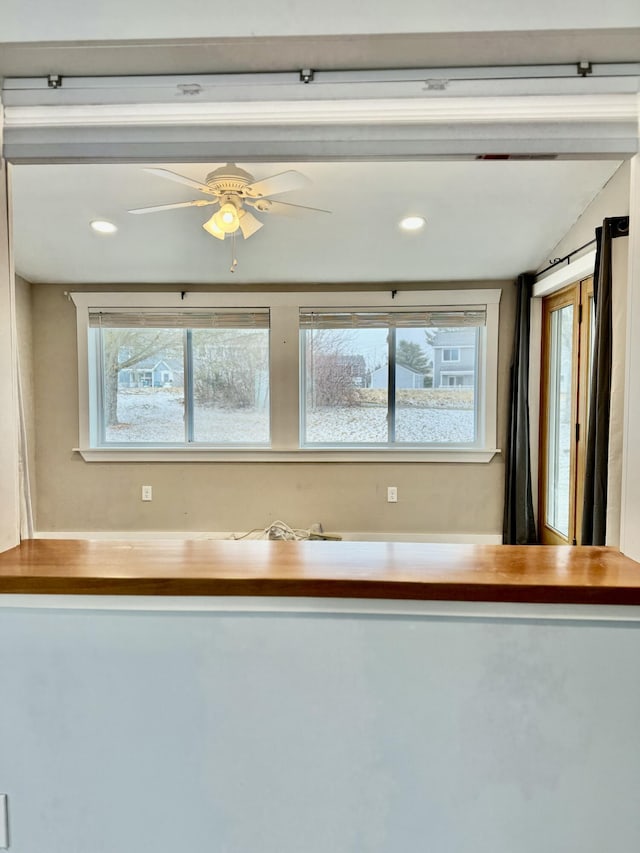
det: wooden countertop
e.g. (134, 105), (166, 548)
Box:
(1, 539), (640, 604)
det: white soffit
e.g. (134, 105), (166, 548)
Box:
(4, 64), (640, 113)
(3, 66), (639, 162)
(4, 94), (639, 128)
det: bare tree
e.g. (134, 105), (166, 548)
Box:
(192, 329), (268, 409)
(305, 329), (364, 408)
(102, 328), (180, 426)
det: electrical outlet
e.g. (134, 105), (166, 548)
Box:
(387, 486), (398, 503)
(141, 485), (153, 501)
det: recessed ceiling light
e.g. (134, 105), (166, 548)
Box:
(90, 219), (118, 234)
(399, 216), (426, 232)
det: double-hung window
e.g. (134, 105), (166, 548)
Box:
(72, 289), (500, 461)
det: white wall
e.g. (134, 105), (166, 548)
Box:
(2, 1), (640, 42)
(620, 155), (640, 561)
(1, 598), (639, 853)
(15, 275), (36, 535)
(0, 158), (20, 552)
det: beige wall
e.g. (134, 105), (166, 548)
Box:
(31, 280), (515, 536)
(546, 161), (630, 262)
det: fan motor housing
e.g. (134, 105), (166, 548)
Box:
(205, 164), (254, 195)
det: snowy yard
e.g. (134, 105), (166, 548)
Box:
(304, 406), (474, 444)
(106, 388), (474, 444)
(106, 387), (269, 444)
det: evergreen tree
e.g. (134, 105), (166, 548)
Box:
(396, 339), (430, 373)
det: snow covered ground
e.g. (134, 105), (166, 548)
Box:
(106, 388), (269, 444)
(106, 388), (474, 445)
(304, 406), (474, 444)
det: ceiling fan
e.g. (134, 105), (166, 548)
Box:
(128, 163), (330, 240)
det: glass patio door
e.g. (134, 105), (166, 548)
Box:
(539, 278), (593, 545)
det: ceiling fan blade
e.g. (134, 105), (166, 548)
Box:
(144, 168), (215, 195)
(238, 210), (264, 239)
(128, 200), (218, 214)
(243, 170), (311, 199)
(254, 199), (331, 217)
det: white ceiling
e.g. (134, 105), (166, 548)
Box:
(3, 0), (639, 44)
(2, 31), (640, 78)
(11, 159), (621, 285)
(1, 1), (639, 77)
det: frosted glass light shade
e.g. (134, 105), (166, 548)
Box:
(214, 202), (240, 233)
(202, 214), (225, 240)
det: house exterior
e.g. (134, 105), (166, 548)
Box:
(431, 329), (477, 389)
(118, 357), (184, 388)
(369, 363), (425, 389)
(339, 354), (367, 386)
(311, 353), (368, 387)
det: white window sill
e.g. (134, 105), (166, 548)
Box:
(74, 448), (501, 463)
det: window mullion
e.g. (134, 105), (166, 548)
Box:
(271, 306), (299, 450)
(388, 327), (396, 445)
(96, 327), (106, 446)
(185, 329), (194, 444)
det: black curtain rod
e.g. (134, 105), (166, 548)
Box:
(535, 216), (629, 280)
(536, 238), (597, 278)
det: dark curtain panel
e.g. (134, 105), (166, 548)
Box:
(503, 272), (537, 544)
(581, 216), (629, 545)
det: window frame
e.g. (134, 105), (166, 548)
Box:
(71, 289), (501, 463)
(90, 320), (271, 449)
(299, 312), (482, 450)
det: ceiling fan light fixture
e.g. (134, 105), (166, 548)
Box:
(399, 215), (426, 232)
(212, 201), (240, 234)
(202, 214), (226, 240)
(133, 164), (329, 254)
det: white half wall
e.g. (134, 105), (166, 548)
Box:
(1, 600), (639, 853)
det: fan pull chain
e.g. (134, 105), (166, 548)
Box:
(230, 231), (238, 273)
